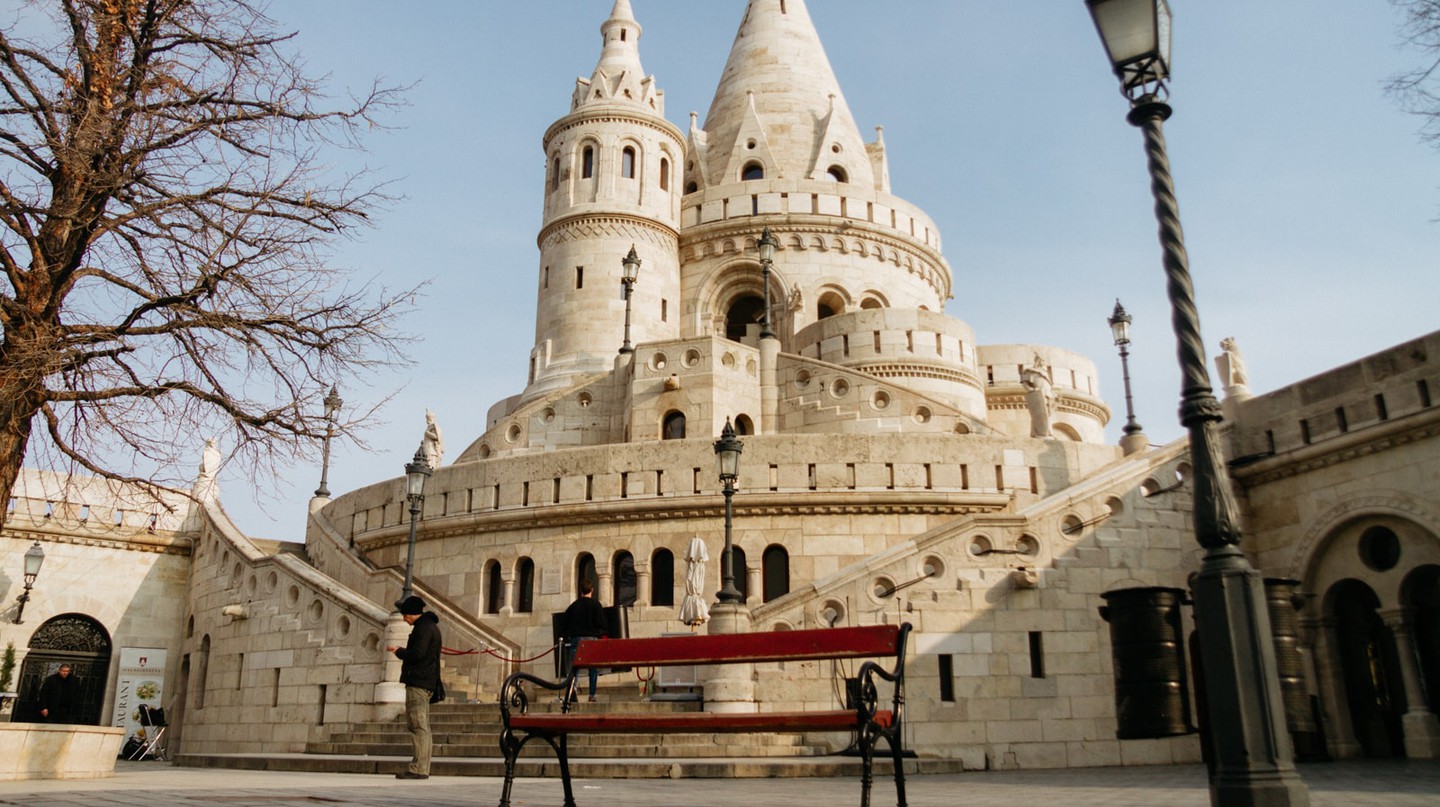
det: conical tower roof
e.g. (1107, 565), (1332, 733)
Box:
(572, 0), (663, 114)
(700, 0), (872, 186)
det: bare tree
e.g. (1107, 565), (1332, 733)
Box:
(1390, 0), (1440, 146)
(0, 0), (415, 528)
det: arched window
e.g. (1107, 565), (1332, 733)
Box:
(651, 548), (675, 607)
(582, 146), (595, 179)
(826, 165), (848, 183)
(551, 157), (560, 191)
(659, 158), (671, 191)
(741, 162), (764, 181)
(685, 181), (698, 194)
(734, 414), (755, 435)
(724, 546), (749, 603)
(576, 553), (598, 596)
(613, 551), (637, 607)
(621, 146), (636, 179)
(762, 545), (790, 603)
(516, 557), (535, 613)
(484, 560), (503, 614)
(662, 411), (686, 440)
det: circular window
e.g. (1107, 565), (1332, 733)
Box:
(969, 535), (992, 556)
(506, 423), (522, 443)
(479, 444), (492, 459)
(871, 391), (891, 410)
(651, 352), (668, 371)
(746, 139), (757, 150)
(245, 574), (257, 596)
(286, 585), (301, 608)
(1140, 478), (1161, 497)
(1016, 535), (1040, 557)
(541, 408), (556, 425)
(1105, 495), (1125, 518)
(746, 358), (757, 376)
(954, 422), (971, 435)
(307, 599), (324, 624)
(921, 555), (945, 578)
(830, 378), (850, 398)
(335, 615), (352, 639)
(363, 632), (381, 654)
(913, 406), (932, 424)
(722, 352), (737, 369)
(578, 392), (593, 408)
(683, 349), (702, 368)
(265, 571), (278, 593)
(1358, 526), (1401, 571)
(831, 143), (842, 154)
(819, 599), (846, 627)
(1060, 514), (1084, 541)
(873, 576), (897, 599)
(795, 370), (813, 390)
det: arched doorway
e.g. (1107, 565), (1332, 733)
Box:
(725, 295), (764, 342)
(13, 614), (112, 724)
(1403, 565), (1440, 719)
(1328, 579), (1406, 757)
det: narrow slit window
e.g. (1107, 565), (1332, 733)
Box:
(621, 146), (636, 179)
(1029, 632), (1046, 678)
(582, 146), (595, 179)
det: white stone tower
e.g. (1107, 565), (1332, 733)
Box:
(524, 0), (685, 402)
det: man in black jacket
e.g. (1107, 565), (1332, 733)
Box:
(386, 595), (441, 779)
(562, 580), (607, 702)
(39, 663), (77, 723)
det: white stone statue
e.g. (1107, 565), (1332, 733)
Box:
(193, 437), (221, 501)
(1217, 337), (1249, 388)
(421, 410), (445, 468)
(1020, 358), (1055, 439)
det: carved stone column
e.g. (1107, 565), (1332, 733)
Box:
(500, 573), (516, 618)
(1308, 616), (1362, 759)
(1380, 606), (1440, 759)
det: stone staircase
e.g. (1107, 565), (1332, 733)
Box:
(173, 684), (967, 779)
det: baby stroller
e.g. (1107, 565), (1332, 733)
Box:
(128, 704), (168, 761)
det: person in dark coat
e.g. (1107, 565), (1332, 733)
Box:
(386, 595), (441, 779)
(562, 580), (607, 702)
(39, 663), (78, 723)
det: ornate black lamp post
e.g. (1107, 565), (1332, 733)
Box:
(757, 227), (778, 340)
(619, 246), (641, 355)
(397, 447), (433, 608)
(713, 418), (744, 603)
(1086, 2), (1309, 804)
(11, 541), (44, 624)
(314, 385), (343, 498)
(1107, 300), (1145, 446)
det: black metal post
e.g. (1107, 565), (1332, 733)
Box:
(718, 479), (741, 603)
(1118, 340), (1142, 437)
(1127, 95), (1309, 807)
(315, 386), (341, 498)
(400, 493), (422, 605)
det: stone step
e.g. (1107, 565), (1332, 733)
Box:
(175, 752), (963, 780)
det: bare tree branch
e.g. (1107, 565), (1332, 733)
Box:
(0, 0), (417, 527)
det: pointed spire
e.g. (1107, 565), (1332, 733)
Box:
(572, 0), (663, 114)
(700, 0), (871, 186)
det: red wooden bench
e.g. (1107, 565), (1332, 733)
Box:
(497, 622), (912, 807)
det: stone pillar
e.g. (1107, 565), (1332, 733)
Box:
(1380, 607), (1440, 759)
(500, 574), (516, 617)
(703, 602), (756, 713)
(598, 570), (614, 607)
(635, 565), (652, 608)
(1309, 616), (1362, 759)
(745, 562), (762, 604)
(759, 337), (780, 435)
(373, 611), (408, 720)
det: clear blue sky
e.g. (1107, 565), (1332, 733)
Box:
(215, 1), (1438, 540)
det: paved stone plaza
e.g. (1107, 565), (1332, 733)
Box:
(2, 761), (1438, 807)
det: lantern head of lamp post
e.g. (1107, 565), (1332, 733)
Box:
(713, 418), (744, 603)
(1086, 0), (1172, 99)
(323, 385), (343, 419)
(405, 447), (432, 507)
(12, 540), (45, 624)
(619, 246), (641, 354)
(1108, 299), (1133, 346)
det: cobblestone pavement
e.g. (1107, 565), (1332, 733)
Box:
(1, 760), (1437, 807)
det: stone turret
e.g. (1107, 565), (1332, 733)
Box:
(524, 0), (685, 403)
